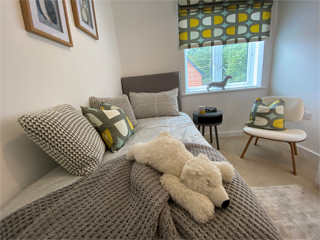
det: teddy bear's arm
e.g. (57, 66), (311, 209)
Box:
(160, 174), (214, 223)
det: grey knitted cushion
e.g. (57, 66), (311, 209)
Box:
(89, 95), (138, 127)
(18, 104), (106, 176)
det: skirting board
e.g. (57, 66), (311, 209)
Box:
(203, 131), (245, 138)
(296, 144), (320, 167)
(297, 144), (320, 189)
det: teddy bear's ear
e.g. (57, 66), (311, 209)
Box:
(197, 153), (210, 161)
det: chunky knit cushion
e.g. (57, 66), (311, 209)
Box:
(18, 104), (106, 176)
(89, 95), (138, 127)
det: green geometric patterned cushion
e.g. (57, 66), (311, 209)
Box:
(246, 97), (286, 131)
(81, 103), (135, 153)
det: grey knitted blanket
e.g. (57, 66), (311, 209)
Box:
(0, 143), (281, 239)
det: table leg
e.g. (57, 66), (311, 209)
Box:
(198, 125), (200, 131)
(210, 126), (212, 143)
(214, 125), (220, 150)
(202, 126), (205, 136)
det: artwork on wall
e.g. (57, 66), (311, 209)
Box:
(20, 0), (73, 47)
(71, 0), (99, 40)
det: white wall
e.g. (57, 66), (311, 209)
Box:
(0, 0), (122, 207)
(270, 0), (319, 160)
(112, 0), (275, 135)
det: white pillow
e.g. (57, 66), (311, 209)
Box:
(129, 88), (180, 119)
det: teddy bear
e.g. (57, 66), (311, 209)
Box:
(126, 131), (235, 223)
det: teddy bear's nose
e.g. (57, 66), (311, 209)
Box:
(222, 199), (230, 209)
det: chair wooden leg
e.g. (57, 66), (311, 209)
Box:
(241, 136), (254, 158)
(288, 142), (297, 175)
(293, 143), (298, 155)
(254, 137), (259, 145)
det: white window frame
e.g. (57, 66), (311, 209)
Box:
(184, 41), (265, 94)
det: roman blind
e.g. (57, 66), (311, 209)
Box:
(178, 0), (273, 50)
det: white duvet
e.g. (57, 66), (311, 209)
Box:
(1, 113), (210, 219)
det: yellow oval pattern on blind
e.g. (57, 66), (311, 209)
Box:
(251, 24), (259, 33)
(179, 32), (188, 40)
(190, 19), (199, 27)
(239, 13), (248, 22)
(214, 16), (223, 25)
(263, 12), (271, 20)
(179, 9), (187, 16)
(203, 7), (212, 13)
(203, 29), (211, 38)
(253, 3), (261, 8)
(226, 26), (235, 35)
(177, 1), (273, 49)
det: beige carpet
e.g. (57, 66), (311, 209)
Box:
(207, 135), (320, 239)
(251, 185), (320, 240)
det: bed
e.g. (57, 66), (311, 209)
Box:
(0, 72), (281, 239)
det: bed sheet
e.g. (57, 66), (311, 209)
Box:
(1, 113), (210, 219)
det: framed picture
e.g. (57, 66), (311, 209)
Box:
(20, 0), (73, 47)
(71, 0), (98, 40)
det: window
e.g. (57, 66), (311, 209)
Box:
(184, 41), (265, 94)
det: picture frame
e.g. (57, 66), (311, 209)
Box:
(20, 0), (73, 47)
(71, 0), (99, 40)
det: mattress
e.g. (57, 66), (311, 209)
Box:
(1, 113), (209, 219)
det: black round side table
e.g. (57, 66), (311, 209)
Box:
(193, 110), (223, 150)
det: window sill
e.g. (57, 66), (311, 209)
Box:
(182, 86), (267, 97)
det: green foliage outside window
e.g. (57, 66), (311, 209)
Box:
(186, 43), (249, 85)
(222, 43), (248, 83)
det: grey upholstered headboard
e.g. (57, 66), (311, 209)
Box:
(121, 71), (182, 111)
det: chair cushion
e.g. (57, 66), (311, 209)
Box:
(243, 127), (307, 142)
(246, 97), (286, 131)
